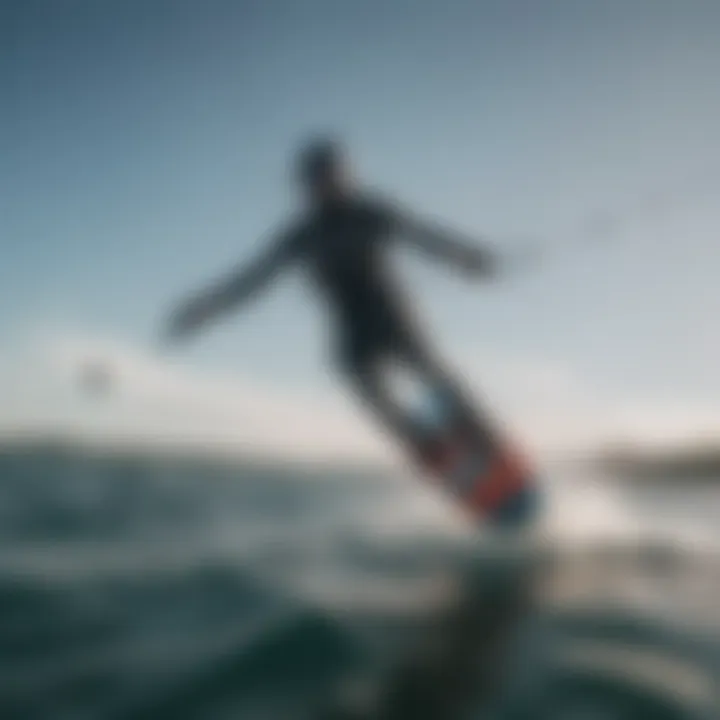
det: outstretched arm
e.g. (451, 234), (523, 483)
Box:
(393, 207), (498, 278)
(165, 229), (299, 342)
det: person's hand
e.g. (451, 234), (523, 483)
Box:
(459, 247), (500, 280)
(163, 293), (215, 344)
(462, 242), (544, 282)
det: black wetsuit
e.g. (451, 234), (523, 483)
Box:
(222, 192), (495, 454)
(297, 196), (423, 369)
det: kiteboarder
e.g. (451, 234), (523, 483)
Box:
(165, 137), (505, 463)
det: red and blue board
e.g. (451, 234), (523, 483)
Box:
(420, 434), (540, 527)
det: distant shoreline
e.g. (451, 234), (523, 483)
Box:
(3, 430), (719, 482)
(594, 442), (720, 482)
(0, 431), (393, 476)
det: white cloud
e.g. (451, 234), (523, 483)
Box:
(0, 330), (392, 463)
(0, 329), (718, 463)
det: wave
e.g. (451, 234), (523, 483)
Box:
(0, 441), (718, 719)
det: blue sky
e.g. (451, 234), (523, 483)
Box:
(2, 0), (719, 456)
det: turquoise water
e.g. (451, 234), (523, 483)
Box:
(0, 442), (717, 719)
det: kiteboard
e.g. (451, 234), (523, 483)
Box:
(398, 372), (540, 528)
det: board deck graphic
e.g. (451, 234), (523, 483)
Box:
(387, 366), (540, 527)
(420, 435), (539, 526)
(403, 379), (540, 527)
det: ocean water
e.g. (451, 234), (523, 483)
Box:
(0, 442), (718, 720)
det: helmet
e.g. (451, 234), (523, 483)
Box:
(295, 136), (344, 186)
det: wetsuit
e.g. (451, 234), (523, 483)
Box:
(204, 193), (496, 457)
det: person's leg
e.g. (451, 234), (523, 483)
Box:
(397, 331), (498, 451)
(338, 338), (433, 460)
(350, 360), (428, 452)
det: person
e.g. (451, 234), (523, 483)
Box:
(165, 137), (506, 465)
